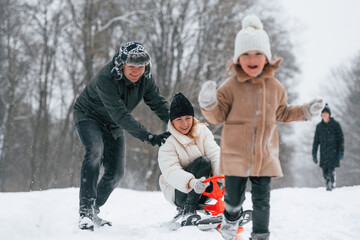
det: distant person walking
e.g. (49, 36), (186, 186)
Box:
(312, 103), (344, 191)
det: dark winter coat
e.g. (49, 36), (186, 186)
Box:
(73, 60), (169, 140)
(312, 118), (344, 168)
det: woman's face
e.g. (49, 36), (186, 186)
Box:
(172, 115), (194, 135)
(123, 64), (145, 82)
(238, 50), (268, 77)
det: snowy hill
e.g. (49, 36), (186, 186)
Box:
(1, 186), (359, 240)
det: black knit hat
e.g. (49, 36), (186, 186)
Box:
(170, 93), (194, 121)
(111, 41), (151, 80)
(321, 103), (331, 116)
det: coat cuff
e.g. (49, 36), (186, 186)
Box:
(200, 99), (218, 111)
(301, 105), (312, 121)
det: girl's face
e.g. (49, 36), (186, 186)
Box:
(172, 115), (194, 135)
(123, 64), (146, 82)
(238, 50), (268, 77)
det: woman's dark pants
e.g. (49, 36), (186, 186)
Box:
(174, 156), (212, 208)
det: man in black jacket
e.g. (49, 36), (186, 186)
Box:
(312, 103), (344, 191)
(73, 41), (170, 230)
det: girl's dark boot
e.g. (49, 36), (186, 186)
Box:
(250, 232), (270, 240)
(219, 214), (241, 240)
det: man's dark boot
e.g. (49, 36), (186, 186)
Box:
(79, 198), (95, 231)
(93, 204), (112, 227)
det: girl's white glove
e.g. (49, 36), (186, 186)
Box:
(304, 98), (325, 119)
(189, 177), (210, 194)
(198, 81), (217, 110)
(309, 98), (325, 115)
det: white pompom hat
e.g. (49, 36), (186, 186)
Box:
(233, 15), (272, 63)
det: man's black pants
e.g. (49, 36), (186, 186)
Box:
(76, 120), (125, 214)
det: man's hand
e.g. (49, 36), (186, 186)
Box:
(338, 152), (344, 161)
(312, 154), (318, 164)
(147, 132), (171, 146)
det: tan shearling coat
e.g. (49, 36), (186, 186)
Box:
(158, 119), (220, 205)
(201, 59), (311, 177)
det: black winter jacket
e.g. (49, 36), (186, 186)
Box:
(312, 118), (344, 168)
(73, 60), (169, 140)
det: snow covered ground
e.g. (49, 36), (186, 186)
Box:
(1, 186), (359, 240)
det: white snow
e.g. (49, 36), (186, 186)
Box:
(1, 186), (359, 240)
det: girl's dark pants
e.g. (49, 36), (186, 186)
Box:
(76, 120), (125, 215)
(174, 156), (212, 208)
(224, 176), (271, 234)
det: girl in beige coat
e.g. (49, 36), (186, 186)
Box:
(198, 15), (324, 240)
(158, 92), (220, 226)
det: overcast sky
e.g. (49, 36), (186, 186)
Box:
(279, 0), (360, 102)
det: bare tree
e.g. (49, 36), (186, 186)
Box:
(22, 0), (66, 190)
(0, 0), (32, 190)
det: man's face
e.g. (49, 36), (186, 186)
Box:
(321, 112), (330, 122)
(123, 64), (146, 82)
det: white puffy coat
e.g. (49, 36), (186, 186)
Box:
(158, 120), (220, 205)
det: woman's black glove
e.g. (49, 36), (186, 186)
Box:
(146, 132), (171, 146)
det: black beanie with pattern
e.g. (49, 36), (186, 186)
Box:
(170, 93), (194, 121)
(111, 41), (151, 80)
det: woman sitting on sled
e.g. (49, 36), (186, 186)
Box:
(158, 92), (221, 226)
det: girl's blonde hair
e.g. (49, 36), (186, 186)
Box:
(226, 60), (240, 77)
(187, 118), (200, 139)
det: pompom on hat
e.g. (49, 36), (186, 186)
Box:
(111, 41), (151, 80)
(169, 92), (194, 121)
(321, 103), (331, 116)
(233, 15), (272, 63)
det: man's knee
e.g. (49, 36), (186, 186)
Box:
(84, 144), (104, 166)
(103, 165), (124, 183)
